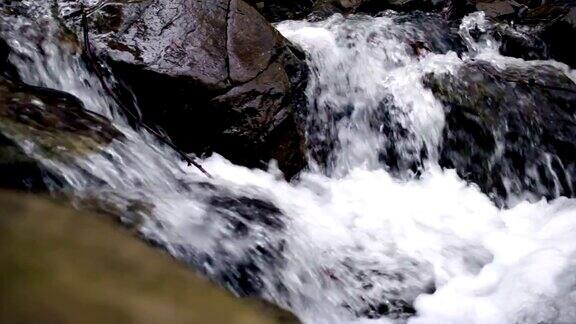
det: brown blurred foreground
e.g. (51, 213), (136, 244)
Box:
(0, 191), (298, 324)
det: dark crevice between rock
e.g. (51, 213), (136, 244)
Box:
(224, 0), (233, 85)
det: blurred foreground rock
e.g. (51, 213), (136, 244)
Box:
(0, 190), (298, 324)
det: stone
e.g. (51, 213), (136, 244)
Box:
(476, 0), (515, 18)
(0, 190), (298, 324)
(228, 0), (283, 84)
(244, 0), (315, 22)
(494, 24), (548, 61)
(0, 76), (122, 191)
(539, 7), (576, 68)
(356, 0), (441, 14)
(55, 0), (309, 179)
(0, 38), (121, 191)
(424, 61), (576, 206)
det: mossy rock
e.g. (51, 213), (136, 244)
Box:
(0, 76), (122, 191)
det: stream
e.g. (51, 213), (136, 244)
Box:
(2, 3), (576, 323)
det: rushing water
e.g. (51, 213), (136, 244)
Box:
(2, 5), (576, 324)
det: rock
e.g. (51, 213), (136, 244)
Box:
(539, 7), (576, 68)
(245, 0), (362, 21)
(312, 0), (362, 17)
(229, 0), (282, 84)
(0, 60), (122, 191)
(204, 194), (287, 296)
(442, 0), (521, 21)
(0, 190), (298, 324)
(474, 2), (576, 73)
(472, 2), (576, 71)
(311, 0), (445, 17)
(0, 132), (49, 192)
(356, 0), (442, 14)
(520, 2), (572, 23)
(476, 0), (515, 18)
(391, 11), (467, 55)
(245, 0), (315, 22)
(494, 24), (549, 61)
(211, 61), (307, 177)
(0, 77), (121, 158)
(56, 0), (308, 179)
(336, 256), (435, 320)
(0, 38), (19, 81)
(247, 0), (447, 21)
(424, 61), (576, 206)
(137, 186), (290, 298)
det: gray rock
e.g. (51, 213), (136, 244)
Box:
(244, 0), (315, 22)
(55, 0), (309, 179)
(539, 6), (576, 68)
(476, 0), (515, 18)
(424, 61), (576, 206)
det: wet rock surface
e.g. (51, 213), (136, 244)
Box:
(424, 61), (576, 205)
(539, 6), (576, 68)
(445, 1), (575, 67)
(138, 189), (290, 298)
(336, 256), (435, 320)
(493, 24), (549, 61)
(0, 78), (121, 154)
(356, 0), (442, 14)
(1, 2), (576, 322)
(311, 0), (363, 18)
(44, 0), (574, 182)
(55, 0), (308, 179)
(0, 70), (122, 191)
(245, 0), (315, 22)
(204, 194), (287, 296)
(245, 0), (575, 68)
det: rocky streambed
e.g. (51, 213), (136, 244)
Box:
(1, 0), (576, 323)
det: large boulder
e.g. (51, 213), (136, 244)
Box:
(424, 61), (576, 206)
(56, 0), (308, 179)
(0, 190), (297, 324)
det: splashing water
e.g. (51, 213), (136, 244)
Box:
(277, 13), (461, 177)
(2, 6), (576, 324)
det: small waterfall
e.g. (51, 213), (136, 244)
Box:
(2, 5), (576, 324)
(277, 12), (459, 177)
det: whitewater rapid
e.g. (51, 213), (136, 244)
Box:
(3, 6), (576, 324)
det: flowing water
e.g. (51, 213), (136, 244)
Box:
(2, 4), (576, 324)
